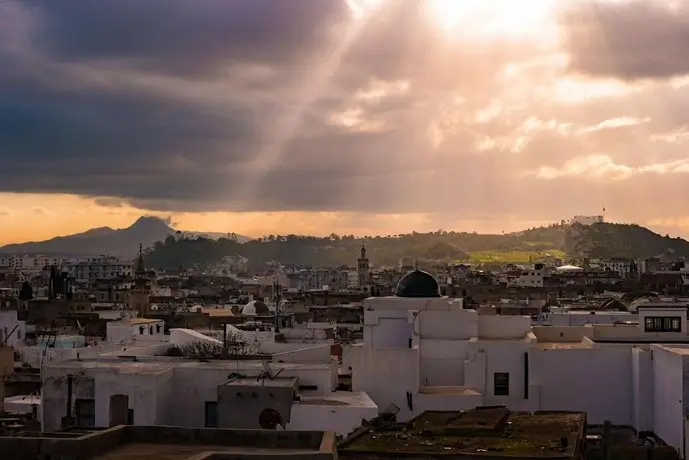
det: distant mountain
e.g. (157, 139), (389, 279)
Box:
(183, 231), (251, 243)
(143, 222), (689, 270)
(3, 217), (686, 267)
(563, 222), (689, 260)
(0, 217), (250, 258)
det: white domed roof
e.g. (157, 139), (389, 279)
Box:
(242, 300), (270, 316)
(242, 301), (258, 316)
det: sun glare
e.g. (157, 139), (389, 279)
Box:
(426, 0), (556, 38)
(346, 0), (384, 19)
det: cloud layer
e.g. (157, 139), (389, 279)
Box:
(2, 0), (689, 228)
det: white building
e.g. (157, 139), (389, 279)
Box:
(62, 256), (133, 281)
(35, 270), (689, 457)
(106, 318), (166, 345)
(514, 265), (546, 288)
(0, 310), (25, 348)
(41, 336), (376, 436)
(0, 255), (66, 279)
(346, 270), (689, 457)
(570, 215), (604, 225)
(600, 258), (633, 278)
(541, 308), (635, 326)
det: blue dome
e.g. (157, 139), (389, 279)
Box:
(395, 270), (441, 298)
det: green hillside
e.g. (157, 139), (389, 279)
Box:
(144, 223), (689, 270)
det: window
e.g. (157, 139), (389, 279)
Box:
(494, 372), (510, 396)
(645, 316), (682, 333)
(74, 398), (96, 427)
(204, 401), (218, 428)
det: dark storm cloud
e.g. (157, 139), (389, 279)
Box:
(6, 0), (689, 221)
(0, 0), (477, 213)
(563, 1), (689, 80)
(31, 0), (349, 77)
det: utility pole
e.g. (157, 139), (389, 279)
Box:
(274, 277), (281, 333)
(222, 321), (228, 359)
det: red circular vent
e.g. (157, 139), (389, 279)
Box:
(259, 408), (283, 429)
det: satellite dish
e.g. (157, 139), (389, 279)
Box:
(259, 408), (283, 430)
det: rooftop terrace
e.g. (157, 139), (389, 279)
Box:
(339, 407), (586, 459)
(0, 425), (336, 460)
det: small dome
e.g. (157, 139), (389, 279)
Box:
(241, 300), (270, 316)
(395, 270), (441, 298)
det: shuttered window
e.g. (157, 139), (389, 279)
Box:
(204, 401), (218, 428)
(645, 316), (681, 332)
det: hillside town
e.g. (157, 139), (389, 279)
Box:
(0, 217), (688, 459)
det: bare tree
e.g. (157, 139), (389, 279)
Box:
(166, 335), (255, 360)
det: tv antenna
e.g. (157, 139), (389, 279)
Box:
(256, 360), (284, 385)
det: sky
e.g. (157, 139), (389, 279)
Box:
(2, 0), (689, 244)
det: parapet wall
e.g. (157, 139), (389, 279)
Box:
(0, 425), (335, 460)
(126, 425), (325, 449)
(0, 426), (126, 460)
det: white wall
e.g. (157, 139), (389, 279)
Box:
(478, 316), (530, 339)
(416, 392), (483, 414)
(473, 340), (533, 411)
(363, 297), (462, 350)
(280, 328), (328, 341)
(18, 343), (120, 368)
(4, 395), (41, 420)
(351, 347), (420, 421)
(638, 308), (688, 336)
(107, 320), (166, 344)
(0, 310), (25, 347)
(651, 345), (684, 457)
(289, 393), (378, 436)
(415, 308), (477, 387)
(170, 328), (222, 346)
(94, 371), (163, 426)
(42, 370), (95, 431)
(131, 321), (166, 342)
(42, 360), (337, 430)
(529, 347), (633, 424)
(272, 344), (333, 363)
(549, 313), (635, 327)
(370, 318), (412, 349)
(632, 348), (653, 432)
(106, 323), (133, 345)
(156, 369), (174, 425)
(419, 339), (469, 386)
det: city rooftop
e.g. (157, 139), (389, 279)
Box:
(338, 407), (586, 459)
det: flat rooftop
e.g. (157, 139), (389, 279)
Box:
(127, 318), (162, 325)
(655, 344), (689, 355)
(43, 357), (332, 372)
(419, 386), (482, 396)
(1, 425), (336, 460)
(93, 443), (319, 460)
(339, 407), (585, 458)
(297, 391), (377, 408)
(224, 377), (298, 388)
(537, 341), (592, 350)
(593, 338), (689, 344)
